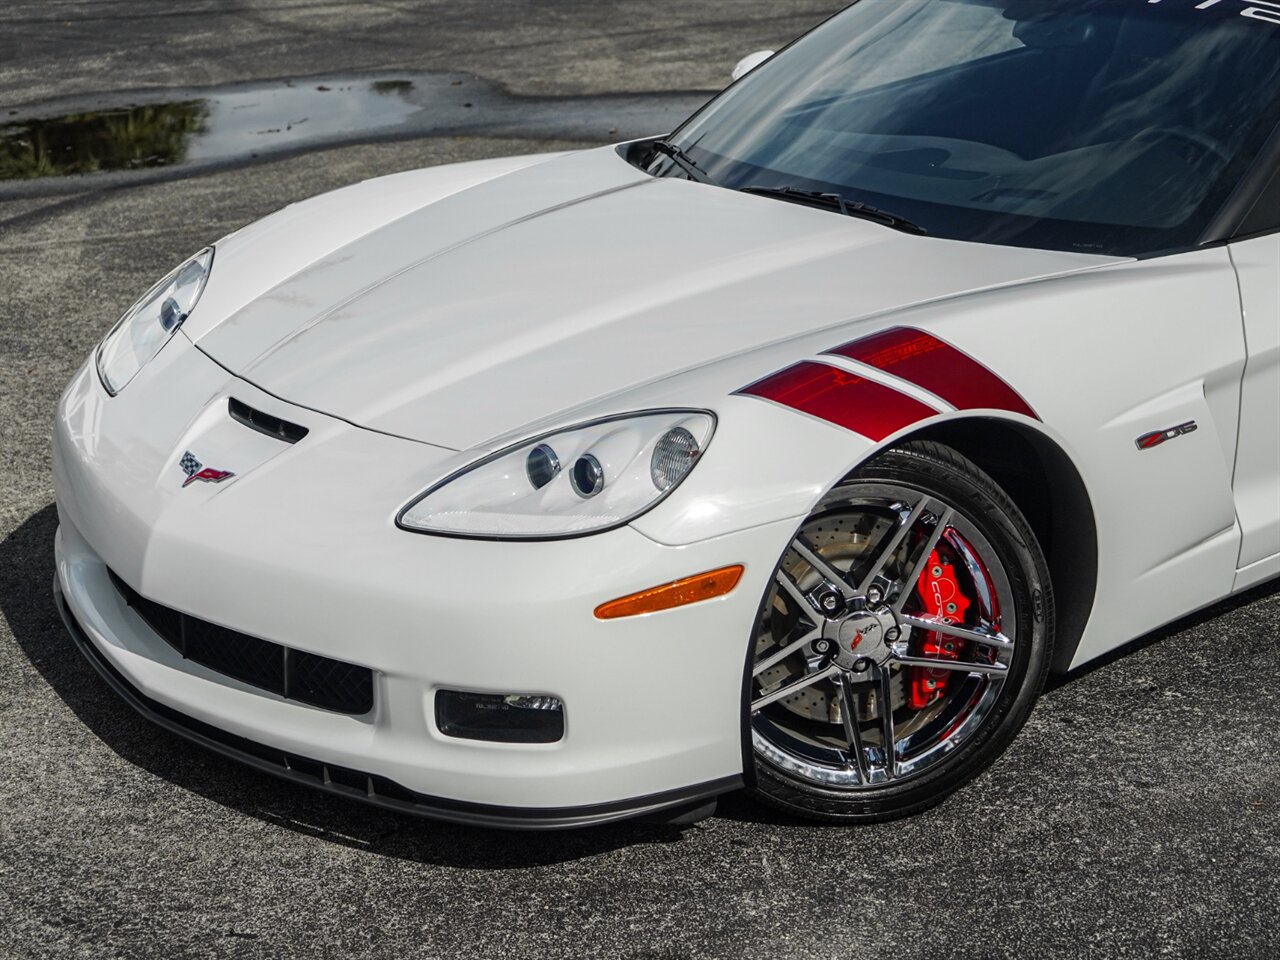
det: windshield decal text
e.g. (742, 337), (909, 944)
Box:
(1147, 0), (1280, 26)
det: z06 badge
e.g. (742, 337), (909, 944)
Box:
(1135, 421), (1199, 451)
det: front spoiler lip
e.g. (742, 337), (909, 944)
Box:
(55, 577), (741, 831)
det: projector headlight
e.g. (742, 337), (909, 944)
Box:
(95, 247), (214, 395)
(398, 410), (716, 539)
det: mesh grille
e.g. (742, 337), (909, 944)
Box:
(127, 587), (184, 647)
(109, 570), (373, 716)
(291, 651), (375, 715)
(185, 615), (285, 691)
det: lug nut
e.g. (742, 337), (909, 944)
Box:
(821, 594), (840, 613)
(866, 585), (884, 604)
(814, 639), (832, 654)
(886, 627), (901, 642)
(853, 658), (871, 673)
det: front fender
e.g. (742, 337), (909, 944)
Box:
(631, 393), (873, 547)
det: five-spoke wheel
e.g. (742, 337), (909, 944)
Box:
(747, 441), (1053, 822)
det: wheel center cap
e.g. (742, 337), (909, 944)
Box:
(828, 606), (898, 670)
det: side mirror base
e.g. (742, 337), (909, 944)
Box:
(732, 50), (775, 82)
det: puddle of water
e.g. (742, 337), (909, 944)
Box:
(0, 72), (713, 195)
(185, 80), (418, 163)
(0, 101), (209, 179)
(0, 79), (419, 181)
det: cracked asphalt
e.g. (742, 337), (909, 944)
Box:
(1, 3), (1277, 959)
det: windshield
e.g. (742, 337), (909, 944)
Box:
(650, 0), (1280, 257)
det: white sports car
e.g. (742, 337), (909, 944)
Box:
(53, 0), (1280, 828)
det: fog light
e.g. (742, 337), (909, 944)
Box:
(435, 690), (565, 743)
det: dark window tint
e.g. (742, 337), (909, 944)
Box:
(653, 0), (1280, 256)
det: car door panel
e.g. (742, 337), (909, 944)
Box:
(1228, 235), (1280, 573)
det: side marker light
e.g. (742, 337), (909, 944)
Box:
(594, 565), (745, 620)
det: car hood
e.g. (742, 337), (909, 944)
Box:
(194, 146), (1118, 451)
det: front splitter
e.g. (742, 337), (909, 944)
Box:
(55, 576), (740, 831)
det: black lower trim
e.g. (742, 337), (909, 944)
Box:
(107, 569), (374, 716)
(56, 581), (740, 830)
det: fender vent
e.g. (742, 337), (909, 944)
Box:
(228, 398), (309, 444)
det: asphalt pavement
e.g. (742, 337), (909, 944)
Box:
(1, 3), (1277, 958)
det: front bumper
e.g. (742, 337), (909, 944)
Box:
(52, 338), (798, 827)
(54, 571), (735, 828)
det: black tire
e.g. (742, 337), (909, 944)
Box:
(748, 440), (1054, 823)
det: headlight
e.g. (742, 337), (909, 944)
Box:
(398, 411), (716, 539)
(95, 247), (214, 395)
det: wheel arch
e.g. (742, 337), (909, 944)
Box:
(902, 417), (1098, 674)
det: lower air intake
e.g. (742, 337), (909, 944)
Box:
(108, 570), (374, 716)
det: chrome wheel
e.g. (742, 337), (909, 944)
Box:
(751, 481), (1019, 790)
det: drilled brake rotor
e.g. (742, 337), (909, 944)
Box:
(757, 512), (905, 727)
(751, 487), (1015, 786)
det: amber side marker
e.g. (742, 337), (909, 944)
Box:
(594, 565), (745, 620)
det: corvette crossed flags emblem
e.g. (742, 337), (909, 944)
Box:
(179, 451), (236, 488)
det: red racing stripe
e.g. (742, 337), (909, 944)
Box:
(739, 361), (939, 441)
(826, 327), (1039, 420)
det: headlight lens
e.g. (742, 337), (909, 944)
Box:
(398, 411), (715, 539)
(95, 247), (214, 395)
(651, 425), (701, 491)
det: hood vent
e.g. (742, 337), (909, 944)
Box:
(228, 398), (309, 444)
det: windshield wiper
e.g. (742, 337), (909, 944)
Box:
(740, 186), (927, 236)
(650, 140), (720, 186)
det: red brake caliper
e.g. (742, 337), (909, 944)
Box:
(906, 545), (970, 709)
